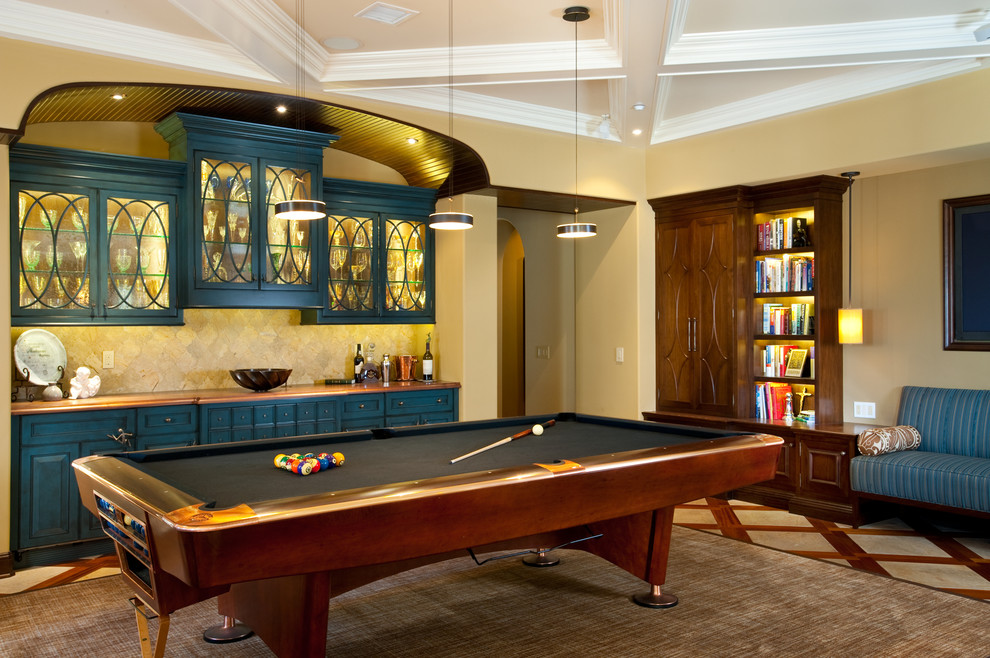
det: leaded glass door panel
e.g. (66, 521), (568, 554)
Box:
(17, 190), (91, 313)
(327, 214), (376, 312)
(201, 158), (252, 285)
(106, 197), (171, 312)
(266, 165), (314, 286)
(384, 218), (428, 312)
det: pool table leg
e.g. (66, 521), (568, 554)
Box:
(217, 571), (331, 657)
(581, 506), (679, 608)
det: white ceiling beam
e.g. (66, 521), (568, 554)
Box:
(0, 0), (276, 81)
(168, 0), (327, 84)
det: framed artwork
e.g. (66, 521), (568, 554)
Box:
(784, 348), (808, 377)
(943, 195), (990, 350)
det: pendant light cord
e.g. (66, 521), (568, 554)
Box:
(447, 0), (455, 206)
(842, 171), (859, 306)
(574, 15), (578, 215)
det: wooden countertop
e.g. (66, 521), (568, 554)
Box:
(642, 409), (880, 437)
(12, 380), (460, 415)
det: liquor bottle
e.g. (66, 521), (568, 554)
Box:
(422, 333), (434, 381)
(353, 344), (364, 383)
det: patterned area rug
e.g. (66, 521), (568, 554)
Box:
(1, 526), (987, 657)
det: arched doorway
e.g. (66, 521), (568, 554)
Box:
(498, 220), (525, 417)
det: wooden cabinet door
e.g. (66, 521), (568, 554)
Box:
(656, 214), (736, 415)
(656, 219), (695, 411)
(692, 214), (736, 415)
(798, 435), (852, 501)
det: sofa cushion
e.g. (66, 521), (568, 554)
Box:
(896, 386), (990, 458)
(857, 425), (921, 456)
(851, 451), (990, 514)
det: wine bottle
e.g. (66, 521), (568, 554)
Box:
(353, 344), (364, 383)
(422, 333), (434, 381)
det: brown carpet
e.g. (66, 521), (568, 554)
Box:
(1, 527), (987, 657)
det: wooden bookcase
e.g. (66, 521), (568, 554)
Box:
(650, 175), (848, 424)
(748, 176), (847, 425)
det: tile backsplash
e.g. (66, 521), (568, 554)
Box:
(12, 310), (431, 395)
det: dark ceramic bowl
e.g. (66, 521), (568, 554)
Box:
(229, 368), (292, 392)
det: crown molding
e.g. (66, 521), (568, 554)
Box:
(322, 39), (621, 83)
(652, 59), (981, 144)
(0, 0), (276, 81)
(666, 13), (990, 66)
(335, 86), (616, 140)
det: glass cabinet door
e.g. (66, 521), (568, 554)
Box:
(200, 158), (252, 285)
(384, 218), (428, 312)
(265, 165), (314, 286)
(106, 197), (171, 312)
(327, 214), (376, 312)
(17, 190), (91, 312)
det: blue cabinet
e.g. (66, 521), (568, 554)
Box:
(302, 179), (437, 324)
(13, 409), (134, 549)
(201, 397), (340, 443)
(386, 389), (458, 427)
(155, 113), (338, 309)
(10, 145), (184, 326)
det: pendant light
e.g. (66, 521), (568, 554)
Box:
(429, 0), (473, 230)
(557, 6), (596, 239)
(274, 0), (326, 221)
(838, 171), (863, 344)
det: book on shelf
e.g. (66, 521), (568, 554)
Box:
(754, 255), (814, 293)
(756, 216), (811, 251)
(761, 344), (800, 377)
(755, 381), (793, 420)
(761, 302), (814, 335)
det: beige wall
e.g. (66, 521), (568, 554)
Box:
(496, 221), (525, 417)
(844, 161), (990, 424)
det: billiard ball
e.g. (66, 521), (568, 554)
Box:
(332, 451), (345, 466)
(274, 454), (288, 468)
(532, 424), (544, 436)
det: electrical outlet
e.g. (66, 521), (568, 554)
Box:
(536, 345), (551, 360)
(853, 401), (876, 419)
(615, 347), (624, 363)
(102, 350), (114, 369)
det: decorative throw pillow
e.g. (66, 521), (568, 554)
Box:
(857, 425), (922, 456)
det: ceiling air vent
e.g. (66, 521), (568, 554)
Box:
(355, 2), (420, 26)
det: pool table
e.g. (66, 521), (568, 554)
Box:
(73, 412), (783, 657)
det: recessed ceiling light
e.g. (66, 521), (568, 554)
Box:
(111, 93), (126, 101)
(406, 137), (418, 145)
(276, 105), (288, 113)
(323, 36), (361, 50)
(355, 2), (419, 26)
(632, 128), (643, 136)
(632, 103), (646, 111)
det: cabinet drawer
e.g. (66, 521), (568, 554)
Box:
(275, 404), (296, 423)
(253, 405), (275, 426)
(137, 405), (197, 435)
(232, 407), (254, 427)
(341, 394), (383, 419)
(207, 408), (232, 430)
(387, 390), (454, 414)
(20, 410), (135, 446)
(297, 402), (316, 422)
(317, 400), (338, 421)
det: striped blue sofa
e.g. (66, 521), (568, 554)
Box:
(850, 386), (990, 516)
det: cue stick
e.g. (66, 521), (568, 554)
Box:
(450, 419), (556, 464)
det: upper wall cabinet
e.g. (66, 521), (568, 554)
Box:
(301, 179), (437, 324)
(10, 145), (185, 326)
(155, 113), (338, 309)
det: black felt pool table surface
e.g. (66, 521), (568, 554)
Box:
(120, 413), (742, 510)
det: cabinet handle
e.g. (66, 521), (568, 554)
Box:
(437, 398), (443, 404)
(359, 403), (365, 409)
(164, 417), (172, 423)
(398, 401), (404, 406)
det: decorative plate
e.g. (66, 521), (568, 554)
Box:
(14, 329), (68, 386)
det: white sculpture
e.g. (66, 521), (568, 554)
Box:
(70, 366), (101, 400)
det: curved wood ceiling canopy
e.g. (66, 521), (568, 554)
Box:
(13, 82), (490, 196)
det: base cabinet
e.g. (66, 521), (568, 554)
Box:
(11, 386), (459, 562)
(642, 410), (862, 524)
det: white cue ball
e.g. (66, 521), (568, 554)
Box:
(532, 424), (544, 436)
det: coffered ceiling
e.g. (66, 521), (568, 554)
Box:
(3, 0), (990, 146)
